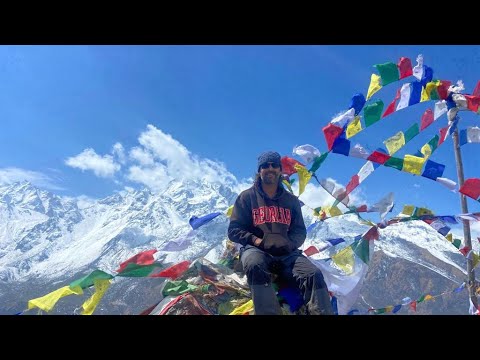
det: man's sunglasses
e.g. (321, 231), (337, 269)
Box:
(260, 162), (281, 170)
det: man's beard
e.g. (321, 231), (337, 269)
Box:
(261, 172), (280, 185)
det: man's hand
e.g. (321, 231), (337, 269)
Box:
(259, 234), (293, 256)
(253, 237), (263, 247)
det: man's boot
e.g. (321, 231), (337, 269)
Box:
(307, 288), (334, 315)
(250, 283), (282, 315)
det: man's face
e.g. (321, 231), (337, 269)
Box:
(259, 162), (282, 185)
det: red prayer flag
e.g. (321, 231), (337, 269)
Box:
(367, 151), (391, 165)
(410, 301), (417, 312)
(281, 156), (304, 176)
(382, 89), (401, 118)
(398, 57), (413, 79)
(116, 249), (157, 273)
(464, 95), (480, 112)
(473, 80), (480, 97)
(438, 126), (448, 146)
(356, 204), (368, 212)
(459, 178), (480, 200)
(150, 260), (191, 279)
(420, 109), (434, 130)
(322, 123), (343, 150)
(459, 247), (471, 257)
(159, 294), (188, 315)
(304, 245), (320, 257)
(437, 80), (451, 100)
(363, 226), (380, 241)
(346, 175), (360, 194)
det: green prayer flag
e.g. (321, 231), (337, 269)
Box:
(384, 157), (404, 171)
(70, 270), (114, 290)
(162, 280), (199, 296)
(116, 263), (163, 277)
(364, 100), (384, 127)
(452, 239), (462, 249)
(374, 62), (400, 86)
(352, 239), (370, 264)
(404, 123), (420, 143)
(428, 135), (439, 152)
(309, 153), (329, 174)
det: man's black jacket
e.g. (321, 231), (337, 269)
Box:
(227, 180), (306, 256)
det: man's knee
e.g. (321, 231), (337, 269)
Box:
(241, 247), (271, 284)
(314, 270), (328, 289)
(294, 257), (324, 279)
(242, 248), (267, 270)
(293, 258), (328, 290)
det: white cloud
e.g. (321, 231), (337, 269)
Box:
(74, 195), (97, 210)
(65, 125), (238, 192)
(447, 222), (480, 244)
(125, 125), (237, 192)
(413, 183), (421, 188)
(64, 124), (372, 206)
(448, 227), (464, 239)
(138, 124), (190, 164)
(233, 177), (255, 195)
(129, 147), (154, 166)
(65, 148), (121, 178)
(127, 164), (170, 193)
(112, 143), (126, 164)
(470, 221), (480, 234)
(468, 222), (480, 246)
(0, 167), (64, 191)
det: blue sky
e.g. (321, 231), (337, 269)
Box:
(1, 45), (479, 232)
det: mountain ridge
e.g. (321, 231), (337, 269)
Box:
(0, 180), (475, 314)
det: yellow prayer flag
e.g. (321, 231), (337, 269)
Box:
(420, 144), (432, 159)
(416, 207), (433, 216)
(226, 205), (234, 218)
(359, 218), (376, 226)
(472, 252), (480, 269)
(294, 164), (312, 196)
(420, 87), (430, 102)
(81, 279), (111, 315)
(329, 205), (343, 217)
(403, 155), (426, 175)
(282, 179), (294, 194)
(402, 205), (415, 216)
(346, 116), (363, 139)
(322, 205), (343, 218)
(422, 81), (440, 102)
(229, 299), (254, 315)
(445, 233), (453, 242)
(385, 305), (394, 313)
(384, 131), (406, 155)
(366, 74), (382, 100)
(424, 294), (434, 301)
(332, 246), (355, 275)
(28, 285), (83, 312)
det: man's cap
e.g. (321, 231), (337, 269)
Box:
(257, 151), (282, 172)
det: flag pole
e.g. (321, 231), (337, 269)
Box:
(451, 126), (478, 310)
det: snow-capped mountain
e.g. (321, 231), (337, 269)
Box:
(0, 181), (475, 315)
(0, 180), (236, 283)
